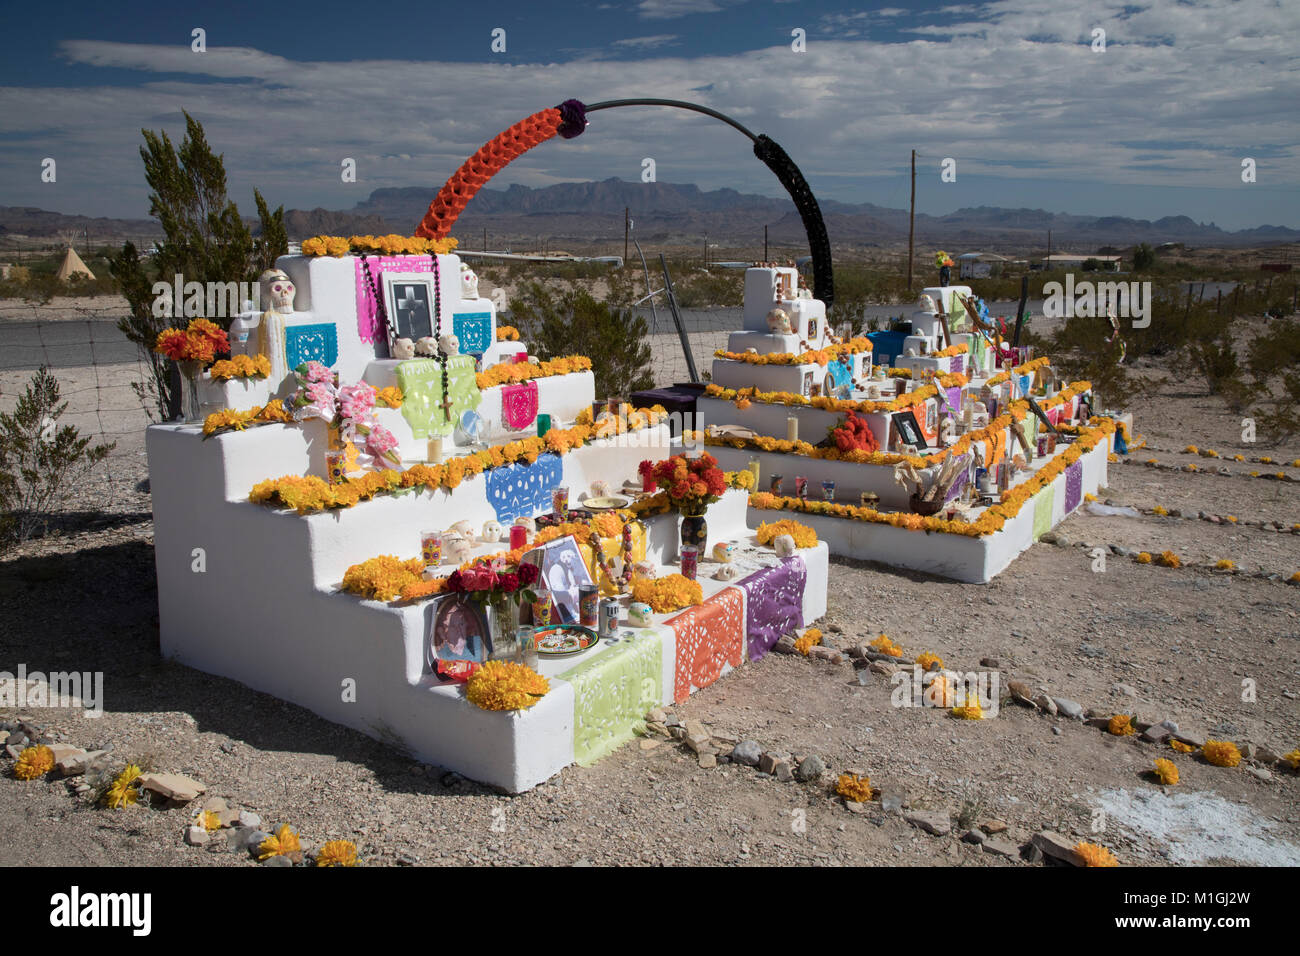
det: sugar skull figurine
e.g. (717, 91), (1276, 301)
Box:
(766, 308), (792, 334)
(438, 333), (460, 357)
(628, 601), (653, 627)
(392, 337), (416, 360)
(711, 541), (735, 563)
(480, 519), (503, 544)
(773, 533), (797, 557)
(632, 559), (656, 578)
(449, 519), (476, 539)
(259, 269), (296, 314)
(589, 479), (611, 499)
(441, 531), (471, 565)
(414, 336), (439, 357)
(514, 515), (537, 534)
(712, 564), (738, 581)
(460, 263), (479, 300)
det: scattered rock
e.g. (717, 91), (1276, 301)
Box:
(795, 755), (826, 782)
(980, 657), (1000, 669)
(1078, 643), (1105, 659)
(236, 829), (271, 856)
(731, 741), (762, 766)
(646, 708), (666, 723)
(1173, 731), (1206, 749)
(869, 660), (898, 677)
(262, 855), (293, 867)
(1141, 726), (1172, 744)
(685, 734), (712, 755)
(1008, 681), (1036, 706)
(57, 749), (108, 777)
(202, 796), (228, 814)
(962, 828), (987, 845)
(810, 646), (845, 664)
(138, 772), (207, 804)
(4, 745), (22, 761)
(218, 808), (241, 827)
(983, 838), (1020, 859)
(639, 738), (661, 751)
(1248, 767), (1272, 782)
(1033, 694), (1058, 717)
(980, 820), (1008, 835)
(219, 742), (237, 754)
(396, 851), (420, 866)
(237, 810), (263, 830)
(185, 825), (210, 847)
(774, 761), (793, 782)
(772, 636), (798, 655)
(698, 753), (717, 769)
(846, 645), (868, 660)
(1052, 698), (1084, 720)
(1052, 726), (1062, 736)
(904, 810), (952, 836)
(1113, 683), (1138, 697)
(880, 789), (905, 814)
(1031, 831), (1084, 866)
(682, 719), (709, 739)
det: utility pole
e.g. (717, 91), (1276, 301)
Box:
(764, 224), (768, 262)
(624, 207), (629, 267)
(704, 233), (708, 267)
(483, 227), (487, 252)
(907, 149), (916, 292)
(1047, 229), (1052, 262)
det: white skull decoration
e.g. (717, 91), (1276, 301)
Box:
(392, 337), (416, 360)
(441, 532), (471, 565)
(514, 515), (537, 533)
(460, 263), (479, 300)
(628, 601), (654, 627)
(773, 533), (797, 557)
(713, 564), (739, 581)
(480, 519), (503, 544)
(414, 336), (438, 357)
(449, 519), (475, 539)
(919, 293), (937, 313)
(259, 269), (295, 314)
(589, 479), (611, 499)
(711, 541), (735, 563)
(767, 308), (792, 334)
(438, 333), (460, 357)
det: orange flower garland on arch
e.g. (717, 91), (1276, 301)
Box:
(416, 108), (566, 240)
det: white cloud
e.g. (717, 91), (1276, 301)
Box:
(635, 0), (735, 19)
(611, 34), (681, 49)
(0, 0), (1293, 228)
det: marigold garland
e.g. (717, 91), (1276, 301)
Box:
(756, 519), (818, 549)
(1202, 740), (1241, 767)
(835, 773), (874, 802)
(316, 840), (361, 867)
(496, 326), (520, 341)
(301, 234), (459, 257)
(208, 353), (271, 382)
(794, 628), (822, 655)
(1108, 714), (1136, 736)
(1153, 758), (1180, 786)
(713, 337), (872, 367)
(341, 555), (427, 601)
(13, 745), (54, 780)
(103, 764), (143, 809)
(630, 573), (703, 614)
(1074, 842), (1119, 867)
(476, 355), (592, 390)
(466, 660), (550, 711)
(202, 398), (294, 437)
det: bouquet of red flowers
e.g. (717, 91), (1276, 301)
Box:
(155, 318), (229, 365)
(446, 559), (541, 608)
(637, 459), (658, 493)
(651, 452), (726, 513)
(830, 411), (879, 454)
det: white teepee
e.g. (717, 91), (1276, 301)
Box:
(55, 246), (95, 283)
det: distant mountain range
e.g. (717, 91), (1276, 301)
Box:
(4, 178), (1298, 251)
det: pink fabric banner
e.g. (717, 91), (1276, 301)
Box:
(353, 255), (434, 344)
(501, 380), (539, 430)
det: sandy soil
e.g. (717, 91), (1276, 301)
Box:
(0, 305), (1298, 869)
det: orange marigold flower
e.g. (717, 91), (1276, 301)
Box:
(915, 651), (943, 671)
(14, 745), (55, 780)
(1202, 740), (1241, 767)
(1153, 758), (1179, 786)
(1108, 714), (1136, 736)
(835, 773), (873, 802)
(1075, 842), (1119, 867)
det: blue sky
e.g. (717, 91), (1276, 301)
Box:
(1, 0), (1296, 232)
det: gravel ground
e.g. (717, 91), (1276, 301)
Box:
(1, 337), (1298, 868)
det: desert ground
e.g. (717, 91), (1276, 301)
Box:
(0, 293), (1297, 868)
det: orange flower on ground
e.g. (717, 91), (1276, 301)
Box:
(316, 839), (361, 867)
(1170, 739), (1195, 754)
(870, 634), (903, 657)
(1153, 758), (1179, 786)
(1202, 740), (1241, 767)
(258, 824), (302, 861)
(835, 773), (873, 802)
(794, 628), (822, 655)
(1158, 551), (1182, 569)
(14, 745), (55, 780)
(1074, 842), (1119, 867)
(1108, 714), (1136, 736)
(915, 651), (943, 671)
(1135, 552), (1153, 564)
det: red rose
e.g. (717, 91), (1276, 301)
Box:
(518, 563), (540, 586)
(498, 571), (520, 593)
(460, 567), (495, 592)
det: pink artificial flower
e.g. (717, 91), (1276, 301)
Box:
(338, 383), (377, 422)
(304, 362), (333, 384)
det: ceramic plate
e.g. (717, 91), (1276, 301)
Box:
(533, 624), (600, 657)
(584, 496), (631, 511)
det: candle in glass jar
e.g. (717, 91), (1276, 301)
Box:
(426, 437), (442, 461)
(786, 416), (798, 442)
(746, 456), (760, 488)
(509, 524), (529, 551)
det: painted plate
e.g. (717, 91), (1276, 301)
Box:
(584, 496), (631, 511)
(533, 624), (599, 657)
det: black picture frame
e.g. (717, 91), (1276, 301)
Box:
(892, 410), (925, 449)
(383, 273), (437, 343)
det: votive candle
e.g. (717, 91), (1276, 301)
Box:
(786, 416), (798, 442)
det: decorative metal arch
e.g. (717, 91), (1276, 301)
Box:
(414, 98), (834, 307)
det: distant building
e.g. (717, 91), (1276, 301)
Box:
(0, 262), (13, 280)
(1040, 253), (1121, 272)
(957, 251), (1025, 278)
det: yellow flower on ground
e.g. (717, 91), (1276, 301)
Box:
(951, 694), (985, 720)
(1075, 842), (1119, 867)
(1135, 552), (1152, 564)
(1170, 739), (1194, 754)
(1215, 559), (1235, 571)
(794, 628), (822, 655)
(14, 745), (55, 780)
(466, 660), (550, 711)
(258, 823), (302, 861)
(870, 634), (903, 657)
(316, 840), (360, 867)
(1202, 740), (1241, 767)
(1157, 550), (1181, 568)
(1153, 758), (1179, 786)
(200, 810), (222, 832)
(1283, 749), (1300, 771)
(835, 773), (873, 802)
(915, 651), (943, 671)
(104, 764), (143, 809)
(1152, 505), (1168, 516)
(1108, 714), (1136, 736)
(1183, 445), (1198, 454)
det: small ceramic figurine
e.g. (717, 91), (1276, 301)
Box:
(766, 308), (792, 334)
(773, 534), (797, 557)
(632, 559), (656, 578)
(628, 601), (654, 627)
(438, 332), (460, 357)
(460, 262), (479, 300)
(254, 268), (298, 384)
(527, 355), (540, 365)
(449, 519), (475, 539)
(441, 531), (471, 565)
(514, 515), (537, 533)
(711, 541), (735, 563)
(713, 564), (738, 581)
(392, 337), (416, 360)
(415, 336), (438, 357)
(589, 479), (611, 499)
(480, 519), (503, 544)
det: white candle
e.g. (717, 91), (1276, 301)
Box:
(426, 437), (442, 461)
(786, 416), (798, 442)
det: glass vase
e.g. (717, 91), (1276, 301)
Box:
(179, 359), (203, 424)
(485, 597), (519, 661)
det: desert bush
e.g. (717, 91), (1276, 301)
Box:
(0, 366), (115, 545)
(1243, 318), (1300, 443)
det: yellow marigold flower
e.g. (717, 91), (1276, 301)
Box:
(1233, 454), (1244, 462)
(1183, 445), (1198, 455)
(1170, 739), (1194, 754)
(1202, 740), (1241, 767)
(1153, 758), (1179, 786)
(870, 634), (903, 657)
(341, 555), (426, 601)
(316, 840), (360, 867)
(1203, 448), (1219, 458)
(1135, 552), (1152, 564)
(1283, 749), (1300, 771)
(835, 773), (873, 802)
(258, 823), (302, 861)
(951, 694), (984, 719)
(1224, 515), (1237, 523)
(200, 810), (222, 832)
(1215, 559), (1235, 571)
(1074, 842), (1119, 867)
(1260, 456), (1273, 464)
(1152, 505), (1168, 516)
(915, 651), (944, 671)
(14, 745), (54, 780)
(1108, 714), (1136, 736)
(755, 519), (818, 549)
(630, 573), (703, 613)
(1157, 550), (1181, 568)
(794, 628), (822, 655)
(466, 660), (550, 711)
(1291, 571), (1300, 584)
(104, 764), (143, 809)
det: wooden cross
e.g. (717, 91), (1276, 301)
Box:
(440, 394), (455, 419)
